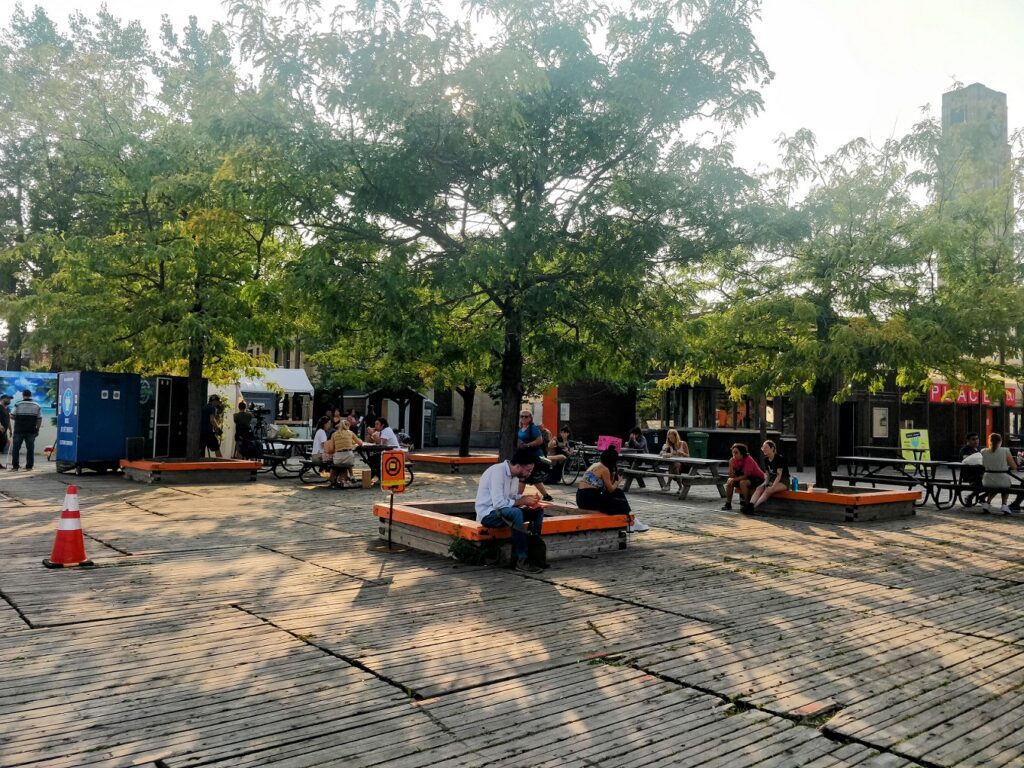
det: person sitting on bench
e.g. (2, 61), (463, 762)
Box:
(329, 421), (364, 488)
(364, 417), (401, 481)
(980, 432), (1018, 515)
(475, 449), (544, 573)
(577, 447), (643, 530)
(723, 443), (764, 511)
(749, 439), (788, 511)
(959, 432), (984, 505)
(311, 417), (330, 464)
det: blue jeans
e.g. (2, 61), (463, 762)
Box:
(12, 432), (35, 470)
(481, 506), (544, 561)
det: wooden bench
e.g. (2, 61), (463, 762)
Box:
(298, 460), (372, 488)
(753, 486), (919, 523)
(120, 459), (262, 484)
(375, 499), (630, 565)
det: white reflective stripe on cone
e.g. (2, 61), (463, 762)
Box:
(65, 494), (80, 512)
(57, 518), (82, 531)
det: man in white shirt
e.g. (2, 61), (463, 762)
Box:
(365, 417), (401, 480)
(475, 449), (544, 573)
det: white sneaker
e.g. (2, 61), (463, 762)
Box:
(981, 504), (992, 514)
(1002, 505), (1015, 515)
(628, 520), (650, 533)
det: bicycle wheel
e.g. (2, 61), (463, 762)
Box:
(404, 465), (414, 487)
(562, 455), (583, 486)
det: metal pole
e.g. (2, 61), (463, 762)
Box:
(387, 490), (394, 550)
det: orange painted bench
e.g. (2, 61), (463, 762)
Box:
(374, 498), (631, 563)
(406, 454), (499, 474)
(120, 458), (263, 484)
(751, 485), (920, 522)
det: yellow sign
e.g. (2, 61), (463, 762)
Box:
(381, 450), (406, 493)
(899, 429), (931, 463)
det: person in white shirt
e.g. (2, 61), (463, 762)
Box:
(310, 417), (330, 463)
(365, 417), (401, 480)
(475, 449), (544, 573)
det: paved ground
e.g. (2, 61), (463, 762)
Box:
(1, 465), (1023, 767)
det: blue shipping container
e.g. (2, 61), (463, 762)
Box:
(56, 371), (142, 472)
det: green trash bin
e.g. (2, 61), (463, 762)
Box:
(687, 431), (709, 458)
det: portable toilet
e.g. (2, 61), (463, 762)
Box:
(56, 371), (142, 474)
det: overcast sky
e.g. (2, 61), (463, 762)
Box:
(5, 0), (1023, 171)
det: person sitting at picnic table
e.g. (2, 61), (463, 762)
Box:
(475, 448), (545, 573)
(576, 447), (646, 532)
(723, 443), (765, 511)
(980, 432), (1018, 515)
(546, 424), (572, 484)
(310, 417), (331, 464)
(958, 432), (984, 506)
(364, 417), (401, 481)
(329, 420), (364, 488)
(625, 426), (650, 488)
(748, 439), (789, 511)
(517, 409), (554, 501)
(660, 429), (689, 489)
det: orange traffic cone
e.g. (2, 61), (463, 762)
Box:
(42, 486), (93, 568)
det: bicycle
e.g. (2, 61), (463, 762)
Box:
(560, 441), (589, 486)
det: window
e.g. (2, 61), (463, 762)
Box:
(435, 388), (453, 417)
(949, 107), (966, 125)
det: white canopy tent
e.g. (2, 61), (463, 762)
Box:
(239, 367), (315, 396)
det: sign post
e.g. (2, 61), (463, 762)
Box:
(379, 450), (406, 552)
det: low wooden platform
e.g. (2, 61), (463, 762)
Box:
(751, 485), (920, 522)
(374, 498), (629, 564)
(120, 458), (262, 484)
(406, 453), (499, 474)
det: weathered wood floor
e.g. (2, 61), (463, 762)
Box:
(1, 468), (1022, 766)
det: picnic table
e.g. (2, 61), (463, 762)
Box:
(854, 445), (928, 460)
(616, 452), (729, 500)
(834, 455), (1012, 509)
(259, 438), (313, 477)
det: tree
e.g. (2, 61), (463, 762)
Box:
(674, 120), (1024, 488)
(233, 0), (772, 457)
(5, 11), (295, 456)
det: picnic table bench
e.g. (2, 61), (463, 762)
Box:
(258, 438), (312, 478)
(617, 452), (729, 500)
(836, 455), (1024, 510)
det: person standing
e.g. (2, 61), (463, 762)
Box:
(0, 394), (11, 469)
(10, 390), (42, 471)
(201, 395), (223, 458)
(232, 401), (254, 458)
(517, 409), (554, 501)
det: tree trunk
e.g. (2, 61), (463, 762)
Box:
(498, 312), (525, 460)
(186, 341), (205, 459)
(456, 380), (476, 458)
(5, 324), (24, 371)
(813, 379), (835, 489)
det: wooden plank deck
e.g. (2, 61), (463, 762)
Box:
(2, 470), (1024, 766)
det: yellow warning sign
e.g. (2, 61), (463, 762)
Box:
(381, 450), (406, 493)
